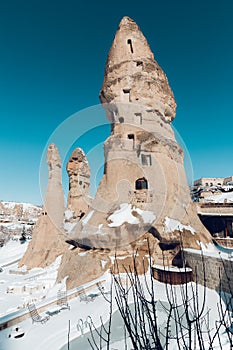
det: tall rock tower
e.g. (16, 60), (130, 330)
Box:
(19, 144), (67, 269)
(65, 148), (91, 226)
(69, 16), (211, 251)
(45, 144), (64, 227)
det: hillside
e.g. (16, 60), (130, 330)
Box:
(0, 201), (42, 240)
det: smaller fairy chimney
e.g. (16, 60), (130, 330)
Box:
(66, 148), (90, 218)
(18, 144), (67, 269)
(44, 143), (64, 228)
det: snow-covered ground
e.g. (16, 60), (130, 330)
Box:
(0, 240), (232, 350)
(0, 241), (63, 317)
(0, 240), (28, 267)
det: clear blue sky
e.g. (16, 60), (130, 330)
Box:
(0, 0), (232, 205)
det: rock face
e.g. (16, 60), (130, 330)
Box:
(65, 148), (90, 222)
(68, 16), (211, 254)
(19, 144), (67, 269)
(57, 248), (111, 290)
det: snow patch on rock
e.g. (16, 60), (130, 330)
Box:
(64, 222), (76, 232)
(107, 203), (156, 227)
(164, 217), (195, 235)
(82, 210), (94, 226)
(64, 209), (74, 220)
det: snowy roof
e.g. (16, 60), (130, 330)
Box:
(205, 192), (233, 204)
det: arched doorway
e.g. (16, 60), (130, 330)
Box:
(135, 177), (148, 190)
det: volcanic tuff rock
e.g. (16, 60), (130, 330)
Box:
(45, 143), (64, 228)
(68, 16), (211, 254)
(100, 16), (176, 124)
(57, 248), (111, 290)
(19, 144), (67, 269)
(66, 148), (91, 221)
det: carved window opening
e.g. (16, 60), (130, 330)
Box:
(205, 183), (209, 186)
(127, 39), (134, 53)
(141, 154), (152, 166)
(119, 117), (124, 123)
(136, 61), (143, 67)
(128, 133), (135, 148)
(135, 177), (148, 190)
(134, 112), (142, 125)
(123, 89), (131, 102)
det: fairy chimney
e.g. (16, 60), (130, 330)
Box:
(19, 144), (67, 269)
(68, 16), (211, 251)
(65, 148), (90, 223)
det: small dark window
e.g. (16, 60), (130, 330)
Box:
(128, 134), (134, 140)
(119, 117), (124, 123)
(205, 183), (209, 186)
(141, 154), (152, 166)
(135, 177), (148, 190)
(210, 182), (213, 186)
(77, 212), (85, 220)
(136, 61), (143, 67)
(79, 181), (82, 185)
(122, 89), (131, 102)
(127, 39), (134, 53)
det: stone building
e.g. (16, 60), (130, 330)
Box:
(194, 176), (233, 188)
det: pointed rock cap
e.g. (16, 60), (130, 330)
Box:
(66, 147), (90, 178)
(106, 16), (154, 67)
(118, 16), (142, 32)
(47, 143), (61, 169)
(100, 16), (176, 122)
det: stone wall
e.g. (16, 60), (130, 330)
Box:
(184, 250), (233, 293)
